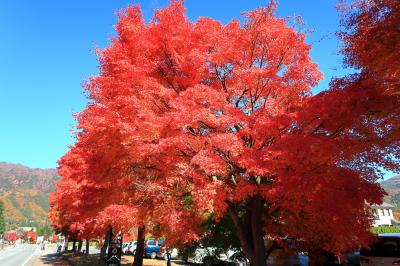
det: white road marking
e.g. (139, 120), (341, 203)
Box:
(21, 246), (38, 266)
(21, 249), (36, 266)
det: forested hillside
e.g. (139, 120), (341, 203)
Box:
(381, 175), (400, 211)
(0, 162), (59, 227)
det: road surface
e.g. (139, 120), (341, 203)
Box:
(0, 244), (37, 266)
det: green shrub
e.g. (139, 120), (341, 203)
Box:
(371, 226), (400, 234)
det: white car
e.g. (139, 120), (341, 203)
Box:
(156, 246), (179, 260)
(187, 247), (247, 265)
(121, 241), (137, 255)
(122, 243), (130, 254)
(360, 233), (400, 265)
(128, 241), (137, 255)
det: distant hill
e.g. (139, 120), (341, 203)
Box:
(380, 175), (400, 209)
(0, 162), (59, 227)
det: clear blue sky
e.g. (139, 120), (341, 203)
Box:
(1, 0), (391, 177)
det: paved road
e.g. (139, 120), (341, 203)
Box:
(0, 244), (37, 266)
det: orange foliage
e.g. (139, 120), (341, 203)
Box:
(50, 1), (399, 263)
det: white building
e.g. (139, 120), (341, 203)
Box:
(370, 202), (395, 227)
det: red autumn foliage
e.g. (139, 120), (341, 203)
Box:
(25, 231), (37, 243)
(5, 231), (17, 242)
(339, 0), (400, 96)
(50, 1), (399, 265)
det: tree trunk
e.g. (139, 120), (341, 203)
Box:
(166, 251), (171, 266)
(72, 240), (76, 252)
(85, 239), (90, 256)
(100, 226), (113, 266)
(133, 226), (145, 266)
(229, 195), (269, 266)
(251, 195), (268, 266)
(77, 239), (83, 252)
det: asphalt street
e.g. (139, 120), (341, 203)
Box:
(0, 244), (38, 266)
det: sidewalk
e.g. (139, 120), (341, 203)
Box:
(64, 252), (184, 266)
(25, 245), (68, 266)
(25, 249), (186, 266)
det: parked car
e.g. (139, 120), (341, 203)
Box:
(289, 251), (358, 265)
(144, 239), (163, 259)
(187, 247), (247, 265)
(156, 246), (179, 260)
(122, 242), (130, 254)
(360, 233), (400, 265)
(128, 241), (137, 255)
(126, 239), (161, 257)
(340, 251), (360, 265)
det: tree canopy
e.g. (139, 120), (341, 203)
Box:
(339, 0), (399, 96)
(50, 1), (399, 265)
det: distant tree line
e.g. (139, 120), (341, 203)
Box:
(0, 200), (5, 235)
(36, 224), (53, 236)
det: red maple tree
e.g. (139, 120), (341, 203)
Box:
(50, 1), (399, 265)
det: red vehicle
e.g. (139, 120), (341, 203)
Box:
(5, 231), (17, 243)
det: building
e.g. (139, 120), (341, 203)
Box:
(18, 227), (36, 232)
(370, 202), (395, 227)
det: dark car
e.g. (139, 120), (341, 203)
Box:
(360, 233), (400, 265)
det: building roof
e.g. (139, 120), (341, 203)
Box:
(370, 202), (395, 209)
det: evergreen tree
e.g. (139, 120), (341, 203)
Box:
(0, 201), (5, 235)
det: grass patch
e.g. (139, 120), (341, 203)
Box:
(371, 226), (400, 234)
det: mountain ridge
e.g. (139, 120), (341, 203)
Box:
(380, 175), (400, 209)
(0, 162), (59, 227)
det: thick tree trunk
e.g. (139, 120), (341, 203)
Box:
(133, 226), (145, 266)
(250, 196), (268, 266)
(77, 240), (83, 252)
(72, 240), (76, 252)
(229, 195), (269, 266)
(100, 226), (112, 266)
(85, 239), (90, 255)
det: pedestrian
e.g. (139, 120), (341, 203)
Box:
(57, 242), (62, 254)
